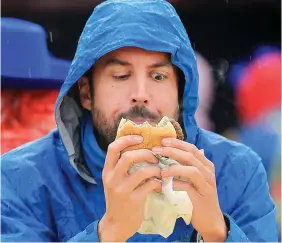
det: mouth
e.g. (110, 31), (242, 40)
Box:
(118, 117), (157, 128)
(129, 118), (156, 125)
(118, 116), (171, 128)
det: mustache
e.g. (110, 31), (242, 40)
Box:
(117, 105), (160, 121)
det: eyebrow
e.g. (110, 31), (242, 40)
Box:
(148, 60), (172, 68)
(105, 58), (130, 67)
(104, 58), (173, 69)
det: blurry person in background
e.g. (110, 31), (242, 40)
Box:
(229, 46), (281, 238)
(194, 52), (215, 131)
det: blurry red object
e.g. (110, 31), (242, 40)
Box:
(1, 89), (59, 154)
(236, 52), (281, 124)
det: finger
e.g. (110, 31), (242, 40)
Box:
(162, 165), (208, 195)
(173, 178), (199, 200)
(132, 179), (162, 199)
(104, 135), (143, 173)
(161, 138), (215, 172)
(115, 149), (158, 176)
(122, 165), (161, 192)
(152, 146), (215, 185)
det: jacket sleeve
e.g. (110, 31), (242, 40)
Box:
(224, 152), (278, 242)
(222, 149), (278, 242)
(67, 221), (100, 242)
(2, 169), (101, 242)
(1, 170), (57, 242)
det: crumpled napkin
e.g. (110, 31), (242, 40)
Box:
(128, 154), (194, 238)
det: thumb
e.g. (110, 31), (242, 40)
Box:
(133, 179), (162, 199)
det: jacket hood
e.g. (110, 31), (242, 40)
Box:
(55, 0), (199, 183)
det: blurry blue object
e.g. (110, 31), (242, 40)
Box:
(228, 45), (281, 90)
(227, 60), (248, 89)
(238, 122), (279, 176)
(252, 45), (281, 60)
(1, 17), (70, 89)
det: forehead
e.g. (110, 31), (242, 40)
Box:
(97, 46), (171, 65)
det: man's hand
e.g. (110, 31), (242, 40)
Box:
(152, 138), (228, 242)
(99, 135), (162, 242)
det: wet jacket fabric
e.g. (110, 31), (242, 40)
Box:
(1, 0), (278, 242)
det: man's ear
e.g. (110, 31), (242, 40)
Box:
(78, 76), (91, 111)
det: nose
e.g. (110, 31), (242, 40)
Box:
(130, 81), (150, 106)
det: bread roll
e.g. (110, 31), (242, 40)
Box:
(116, 116), (183, 151)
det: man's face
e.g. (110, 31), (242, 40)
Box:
(81, 47), (179, 146)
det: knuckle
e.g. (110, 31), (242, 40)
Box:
(210, 176), (216, 185)
(209, 161), (215, 171)
(103, 175), (113, 187)
(164, 146), (172, 154)
(143, 179), (160, 194)
(107, 142), (117, 153)
(143, 149), (156, 158)
(207, 173), (216, 185)
(189, 166), (199, 175)
(151, 167), (161, 178)
(149, 179), (159, 188)
(104, 180), (113, 191)
(186, 152), (194, 161)
(209, 173), (216, 184)
(121, 151), (132, 161)
(136, 167), (149, 178)
(114, 186), (127, 197)
(190, 144), (198, 154)
(102, 173), (115, 189)
(168, 165), (178, 173)
(138, 167), (160, 179)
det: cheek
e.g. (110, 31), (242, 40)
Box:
(93, 84), (125, 119)
(153, 85), (178, 113)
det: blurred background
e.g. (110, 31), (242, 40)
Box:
(1, 0), (281, 237)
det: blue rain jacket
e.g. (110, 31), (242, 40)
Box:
(1, 0), (278, 242)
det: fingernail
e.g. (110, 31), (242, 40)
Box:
(151, 157), (159, 163)
(154, 177), (162, 183)
(133, 136), (143, 142)
(162, 138), (171, 146)
(152, 147), (163, 152)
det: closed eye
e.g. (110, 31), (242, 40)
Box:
(113, 74), (130, 80)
